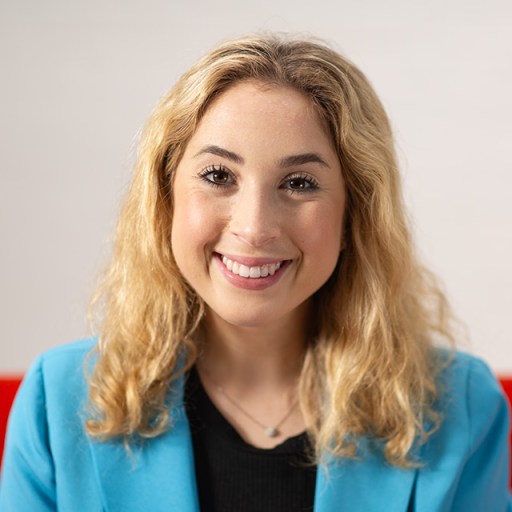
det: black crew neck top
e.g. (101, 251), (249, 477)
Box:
(184, 366), (317, 512)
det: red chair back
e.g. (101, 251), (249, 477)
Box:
(0, 377), (22, 465)
(500, 377), (512, 488)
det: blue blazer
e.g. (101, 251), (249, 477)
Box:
(0, 338), (510, 511)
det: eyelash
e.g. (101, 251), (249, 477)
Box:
(197, 165), (320, 193)
(282, 173), (320, 194)
(197, 164), (233, 189)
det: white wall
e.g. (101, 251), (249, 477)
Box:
(1, 0), (511, 372)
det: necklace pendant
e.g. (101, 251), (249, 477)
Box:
(265, 426), (278, 438)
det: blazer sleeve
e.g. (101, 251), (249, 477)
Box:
(0, 356), (57, 511)
(450, 357), (512, 511)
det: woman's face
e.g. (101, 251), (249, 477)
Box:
(171, 80), (346, 330)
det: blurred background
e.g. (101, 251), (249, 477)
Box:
(1, 0), (511, 373)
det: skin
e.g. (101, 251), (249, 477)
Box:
(171, 80), (346, 447)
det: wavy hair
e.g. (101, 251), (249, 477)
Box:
(86, 34), (455, 466)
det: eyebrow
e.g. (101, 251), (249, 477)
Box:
(194, 145), (330, 168)
(278, 153), (329, 168)
(194, 145), (244, 164)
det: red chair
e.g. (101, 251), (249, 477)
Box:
(501, 378), (512, 488)
(1, 376), (512, 484)
(0, 377), (22, 466)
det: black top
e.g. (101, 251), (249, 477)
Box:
(184, 367), (317, 512)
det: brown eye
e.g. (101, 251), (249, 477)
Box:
(211, 170), (230, 184)
(289, 178), (307, 189)
(199, 165), (234, 188)
(282, 174), (319, 193)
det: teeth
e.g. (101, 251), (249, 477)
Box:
(225, 256), (233, 271)
(221, 255), (282, 279)
(249, 267), (261, 278)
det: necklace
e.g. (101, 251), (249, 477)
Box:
(200, 368), (299, 438)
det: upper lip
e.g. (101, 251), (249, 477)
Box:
(215, 252), (287, 267)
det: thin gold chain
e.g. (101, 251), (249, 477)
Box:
(199, 367), (298, 438)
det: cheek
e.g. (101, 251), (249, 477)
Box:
(171, 192), (224, 259)
(296, 203), (344, 261)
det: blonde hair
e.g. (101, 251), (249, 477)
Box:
(86, 34), (455, 466)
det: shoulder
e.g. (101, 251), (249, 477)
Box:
(33, 336), (98, 374)
(9, 337), (98, 444)
(26, 337), (96, 382)
(416, 348), (511, 510)
(434, 348), (507, 432)
(11, 337), (98, 433)
(0, 338), (102, 510)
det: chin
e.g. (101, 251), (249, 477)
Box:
(213, 312), (276, 330)
(205, 299), (309, 332)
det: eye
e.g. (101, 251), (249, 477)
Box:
(198, 165), (234, 188)
(281, 173), (319, 193)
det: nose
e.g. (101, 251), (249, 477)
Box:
(229, 188), (281, 247)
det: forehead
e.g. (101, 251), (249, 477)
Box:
(185, 80), (336, 158)
(204, 80), (316, 116)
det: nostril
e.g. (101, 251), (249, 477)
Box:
(229, 197), (281, 247)
(230, 218), (281, 247)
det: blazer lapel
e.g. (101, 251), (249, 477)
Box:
(314, 439), (418, 512)
(87, 380), (200, 512)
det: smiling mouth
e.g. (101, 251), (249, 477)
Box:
(220, 254), (284, 279)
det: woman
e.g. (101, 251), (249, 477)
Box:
(1, 34), (510, 511)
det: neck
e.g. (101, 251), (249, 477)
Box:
(198, 302), (311, 390)
(195, 302), (312, 447)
